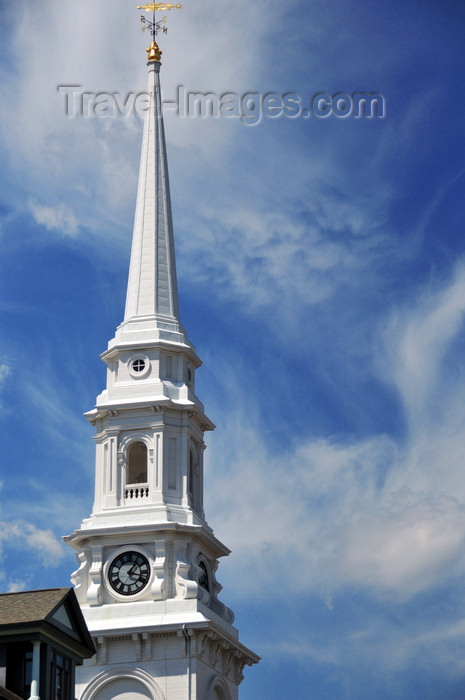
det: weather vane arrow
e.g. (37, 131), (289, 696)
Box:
(137, 1), (182, 61)
(137, 3), (182, 11)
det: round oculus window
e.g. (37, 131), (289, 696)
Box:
(128, 354), (150, 378)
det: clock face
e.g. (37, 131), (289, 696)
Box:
(108, 551), (151, 596)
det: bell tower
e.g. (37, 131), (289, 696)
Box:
(65, 8), (258, 700)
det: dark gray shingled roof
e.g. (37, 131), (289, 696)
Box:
(0, 587), (95, 659)
(0, 588), (70, 625)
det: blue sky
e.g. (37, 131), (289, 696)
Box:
(2, 0), (465, 698)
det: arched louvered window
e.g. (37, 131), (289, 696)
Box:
(127, 442), (147, 484)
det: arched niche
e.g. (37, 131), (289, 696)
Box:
(81, 667), (164, 700)
(127, 441), (148, 484)
(207, 675), (232, 700)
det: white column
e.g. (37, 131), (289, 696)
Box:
(28, 640), (40, 700)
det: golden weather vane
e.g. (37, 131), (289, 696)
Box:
(137, 2), (182, 40)
(137, 1), (182, 61)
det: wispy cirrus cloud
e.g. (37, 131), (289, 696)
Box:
(382, 260), (465, 428)
(0, 518), (64, 593)
(206, 255), (465, 603)
(0, 0), (273, 248)
(0, 363), (10, 384)
(0, 362), (11, 411)
(0, 520), (64, 565)
(28, 199), (78, 237)
(176, 182), (392, 327)
(209, 424), (465, 600)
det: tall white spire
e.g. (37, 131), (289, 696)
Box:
(66, 32), (259, 700)
(124, 54), (179, 325)
(112, 42), (186, 350)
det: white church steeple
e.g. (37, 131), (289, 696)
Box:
(85, 36), (213, 528)
(65, 15), (258, 700)
(123, 43), (180, 336)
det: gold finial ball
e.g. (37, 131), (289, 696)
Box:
(147, 41), (162, 62)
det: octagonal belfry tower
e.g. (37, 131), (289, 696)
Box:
(64, 15), (259, 700)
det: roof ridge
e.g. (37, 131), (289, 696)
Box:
(0, 586), (69, 597)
